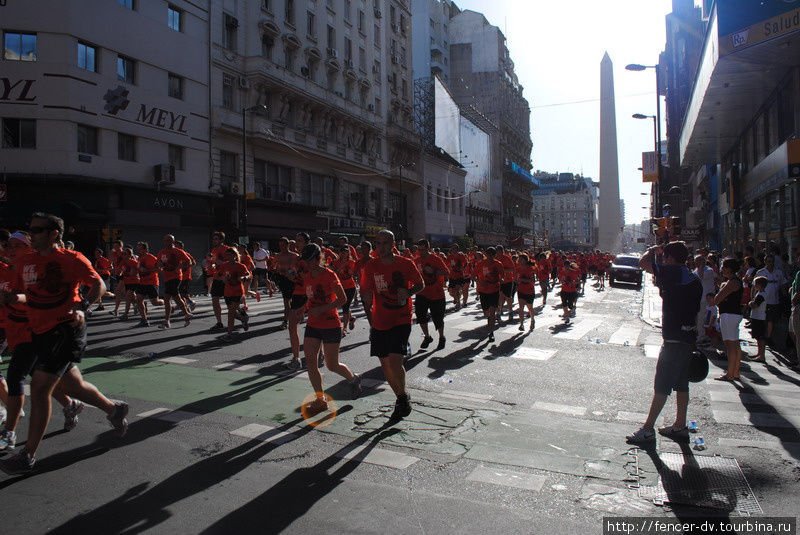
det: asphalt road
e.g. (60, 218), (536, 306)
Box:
(1, 277), (799, 534)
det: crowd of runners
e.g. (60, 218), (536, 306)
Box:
(0, 213), (620, 474)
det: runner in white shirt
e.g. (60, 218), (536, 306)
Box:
(694, 255), (719, 344)
(755, 254), (788, 342)
(252, 242), (270, 292)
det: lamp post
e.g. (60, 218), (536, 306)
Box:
(240, 104), (268, 241)
(627, 62), (663, 222)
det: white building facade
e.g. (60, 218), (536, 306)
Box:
(532, 172), (599, 251)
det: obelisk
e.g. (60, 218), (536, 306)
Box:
(598, 52), (621, 252)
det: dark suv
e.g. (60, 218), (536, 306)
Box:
(609, 255), (643, 288)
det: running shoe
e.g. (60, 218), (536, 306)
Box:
(518, 324), (525, 332)
(107, 401), (129, 437)
(0, 448), (34, 475)
(625, 427), (656, 444)
(0, 405), (5, 426)
(96, 305), (105, 311)
(255, 292), (261, 303)
(188, 300), (197, 312)
(210, 322), (225, 332)
(420, 336), (434, 349)
(280, 320), (288, 330)
(488, 332), (495, 343)
(63, 400), (84, 431)
(390, 394), (412, 420)
(219, 333), (235, 342)
(240, 310), (249, 331)
(349, 317), (355, 330)
(307, 397), (329, 413)
(158, 321), (171, 330)
(109, 310), (118, 317)
(437, 337), (446, 350)
(286, 358), (302, 371)
(0, 429), (16, 451)
(119, 314), (128, 321)
(135, 320), (150, 328)
(350, 374), (363, 400)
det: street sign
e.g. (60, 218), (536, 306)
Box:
(682, 227), (701, 241)
(0, 184), (7, 202)
(642, 151), (658, 183)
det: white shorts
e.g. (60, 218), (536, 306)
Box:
(719, 313), (742, 341)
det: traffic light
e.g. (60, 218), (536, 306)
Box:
(670, 217), (681, 238)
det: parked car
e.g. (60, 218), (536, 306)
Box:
(609, 254), (643, 288)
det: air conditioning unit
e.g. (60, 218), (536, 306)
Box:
(153, 164), (176, 184)
(349, 207), (357, 217)
(284, 191), (296, 202)
(238, 77), (250, 88)
(374, 9), (382, 19)
(229, 182), (243, 195)
(300, 66), (310, 77)
(327, 48), (339, 58)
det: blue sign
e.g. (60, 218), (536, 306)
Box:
(718, 0), (800, 36)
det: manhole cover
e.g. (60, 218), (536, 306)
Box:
(639, 452), (762, 515)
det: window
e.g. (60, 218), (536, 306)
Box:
(167, 6), (182, 31)
(261, 35), (274, 59)
(444, 189), (449, 214)
(117, 0), (134, 8)
(374, 97), (381, 115)
(400, 14), (407, 35)
(2, 118), (35, 148)
(307, 11), (315, 37)
(77, 124), (98, 155)
(459, 197), (464, 216)
(169, 144), (184, 170)
(220, 151), (237, 184)
(358, 47), (366, 72)
(300, 171), (335, 207)
(373, 59), (381, 79)
(358, 10), (365, 33)
(427, 184), (432, 210)
(3, 32), (37, 61)
(327, 25), (335, 50)
(262, 0), (271, 11)
(344, 0), (351, 21)
(168, 73), (183, 99)
(401, 79), (407, 99)
(262, 161), (292, 197)
(284, 48), (294, 71)
(344, 37), (352, 61)
(222, 73), (234, 109)
(389, 4), (396, 25)
(117, 55), (135, 83)
(437, 188), (442, 211)
(77, 41), (96, 72)
(285, 0), (295, 25)
(223, 13), (238, 51)
(117, 133), (135, 161)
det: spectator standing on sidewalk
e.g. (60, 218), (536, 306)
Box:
(755, 254), (788, 345)
(788, 261), (800, 367)
(694, 255), (719, 346)
(712, 258), (743, 381)
(626, 241), (703, 444)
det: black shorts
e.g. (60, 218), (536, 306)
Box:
(749, 318), (767, 340)
(125, 283), (139, 294)
(305, 325), (342, 344)
(164, 279), (181, 296)
(654, 342), (691, 396)
(224, 296), (243, 307)
(290, 294), (308, 310)
(178, 279), (190, 297)
(561, 291), (578, 309)
(254, 267), (268, 280)
(370, 324), (412, 358)
(343, 287), (356, 314)
(136, 284), (159, 299)
(500, 282), (516, 298)
(448, 277), (468, 288)
(276, 275), (295, 296)
(518, 292), (536, 304)
(210, 279), (225, 298)
(33, 322), (86, 375)
(6, 342), (36, 396)
(765, 304), (781, 322)
(415, 295), (446, 329)
(479, 292), (500, 311)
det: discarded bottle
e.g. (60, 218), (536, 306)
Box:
(147, 352), (157, 358)
(623, 341), (630, 347)
(687, 421), (698, 432)
(405, 343), (412, 358)
(692, 436), (706, 451)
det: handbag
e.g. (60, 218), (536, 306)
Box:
(688, 349), (709, 382)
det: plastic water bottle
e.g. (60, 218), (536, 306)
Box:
(692, 436), (706, 451)
(687, 421), (698, 432)
(405, 343), (412, 358)
(147, 352), (157, 358)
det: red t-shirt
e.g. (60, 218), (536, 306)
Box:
(322, 247), (338, 267)
(0, 263), (31, 349)
(94, 256), (112, 277)
(138, 253), (159, 286)
(289, 259), (309, 295)
(332, 257), (357, 290)
(210, 245), (229, 280)
(241, 255), (255, 273)
(536, 262), (550, 281)
(303, 267), (343, 329)
(476, 259), (503, 294)
(110, 250), (125, 275)
(219, 261), (248, 297)
(158, 247), (191, 281)
(181, 250), (194, 280)
(122, 257), (140, 285)
(516, 265), (537, 295)
(561, 267), (580, 293)
(447, 252), (467, 279)
(362, 256), (424, 330)
(416, 253), (449, 300)
(18, 249), (101, 334)
(499, 254), (515, 283)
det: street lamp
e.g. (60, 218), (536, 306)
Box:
(627, 62), (663, 221)
(240, 104), (268, 241)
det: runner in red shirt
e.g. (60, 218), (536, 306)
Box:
(156, 234), (193, 329)
(274, 236), (299, 330)
(361, 230), (424, 420)
(92, 248), (113, 312)
(134, 242), (164, 327)
(299, 243), (361, 413)
(119, 247), (140, 320)
(332, 245), (358, 334)
(476, 247), (504, 342)
(208, 231), (230, 330)
(217, 247), (250, 339)
(109, 240), (127, 316)
(446, 244), (469, 310)
(0, 214), (128, 475)
(175, 240), (197, 311)
(560, 261), (581, 323)
(516, 254), (537, 331)
(415, 239), (449, 350)
(535, 253), (551, 306)
(237, 244), (261, 308)
(286, 232), (311, 370)
(496, 245), (517, 322)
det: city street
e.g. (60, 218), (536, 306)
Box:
(2, 280), (799, 533)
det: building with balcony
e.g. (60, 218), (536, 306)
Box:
(532, 171), (599, 251)
(0, 0), (213, 253)
(675, 0), (800, 254)
(447, 9), (536, 240)
(210, 0), (421, 246)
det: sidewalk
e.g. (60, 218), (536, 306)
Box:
(640, 275), (661, 329)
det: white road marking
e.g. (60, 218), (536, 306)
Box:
(643, 345), (660, 359)
(608, 326), (642, 346)
(230, 423), (297, 444)
(554, 319), (602, 340)
(712, 409), (800, 428)
(212, 363), (260, 372)
(136, 408), (171, 418)
(512, 348), (557, 361)
(466, 465), (547, 491)
(157, 356), (197, 365)
(336, 444), (419, 469)
(532, 401), (587, 416)
(438, 390), (492, 403)
(153, 410), (201, 423)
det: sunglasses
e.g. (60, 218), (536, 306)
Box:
(29, 226), (51, 234)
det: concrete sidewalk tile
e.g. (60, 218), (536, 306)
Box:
(336, 444), (419, 469)
(512, 348), (557, 361)
(230, 423), (297, 444)
(532, 401), (586, 417)
(157, 356), (197, 365)
(466, 465), (547, 492)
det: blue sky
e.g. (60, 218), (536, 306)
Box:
(454, 0), (678, 224)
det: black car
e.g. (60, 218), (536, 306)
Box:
(609, 255), (643, 288)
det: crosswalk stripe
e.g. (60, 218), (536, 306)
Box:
(608, 326), (642, 346)
(643, 345), (660, 359)
(466, 466), (547, 491)
(230, 423), (297, 444)
(712, 409), (800, 428)
(512, 348), (557, 361)
(532, 401), (587, 416)
(335, 444), (419, 469)
(157, 356), (197, 365)
(553, 319), (602, 340)
(212, 363), (260, 372)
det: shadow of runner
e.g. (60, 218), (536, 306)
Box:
(199, 424), (402, 534)
(46, 417), (319, 534)
(427, 342), (481, 379)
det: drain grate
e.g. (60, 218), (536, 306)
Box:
(639, 452), (762, 515)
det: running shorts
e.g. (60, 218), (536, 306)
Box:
(370, 324), (412, 358)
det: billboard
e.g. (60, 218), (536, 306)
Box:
(718, 0), (800, 55)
